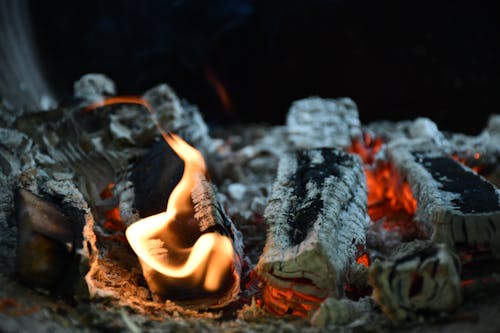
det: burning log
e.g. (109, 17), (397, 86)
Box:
(256, 148), (369, 317)
(286, 97), (362, 149)
(386, 139), (500, 257)
(126, 134), (243, 309)
(368, 241), (462, 322)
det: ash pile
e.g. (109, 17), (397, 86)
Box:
(1, 73), (500, 332)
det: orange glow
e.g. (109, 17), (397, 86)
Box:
(365, 162), (419, 237)
(461, 279), (474, 287)
(348, 132), (384, 164)
(451, 152), (482, 174)
(356, 253), (370, 267)
(100, 183), (125, 232)
(125, 133), (236, 299)
(205, 67), (233, 112)
(348, 134), (419, 238)
(263, 284), (325, 317)
(84, 96), (151, 112)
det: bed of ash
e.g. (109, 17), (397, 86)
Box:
(0, 74), (499, 333)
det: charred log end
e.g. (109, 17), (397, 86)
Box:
(15, 188), (90, 298)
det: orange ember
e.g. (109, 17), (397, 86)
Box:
(356, 253), (370, 267)
(348, 133), (419, 238)
(263, 284), (325, 317)
(348, 132), (384, 164)
(451, 152), (482, 174)
(100, 183), (126, 232)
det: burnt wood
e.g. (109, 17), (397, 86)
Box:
(256, 148), (369, 316)
(387, 139), (500, 257)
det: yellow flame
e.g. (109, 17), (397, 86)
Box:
(125, 133), (234, 297)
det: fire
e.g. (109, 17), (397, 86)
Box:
(84, 96), (151, 112)
(126, 133), (236, 300)
(348, 133), (419, 238)
(356, 253), (370, 267)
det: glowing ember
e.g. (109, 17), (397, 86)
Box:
(126, 133), (237, 303)
(100, 183), (125, 232)
(263, 284), (325, 317)
(348, 133), (419, 238)
(356, 253), (370, 267)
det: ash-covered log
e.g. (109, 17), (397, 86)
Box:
(369, 241), (462, 322)
(256, 148), (369, 317)
(386, 139), (500, 257)
(286, 97), (362, 149)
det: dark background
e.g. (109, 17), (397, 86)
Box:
(29, 0), (500, 134)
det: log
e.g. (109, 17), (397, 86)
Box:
(256, 148), (369, 317)
(15, 189), (88, 297)
(286, 97), (362, 149)
(386, 139), (500, 257)
(369, 240), (462, 322)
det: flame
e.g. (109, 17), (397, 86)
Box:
(126, 133), (235, 299)
(205, 67), (233, 112)
(84, 96), (151, 112)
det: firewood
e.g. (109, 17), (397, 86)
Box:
(386, 139), (500, 257)
(369, 241), (462, 322)
(286, 97), (362, 149)
(256, 148), (369, 317)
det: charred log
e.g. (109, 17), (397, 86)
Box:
(15, 189), (90, 298)
(130, 140), (184, 217)
(256, 148), (369, 317)
(386, 139), (500, 257)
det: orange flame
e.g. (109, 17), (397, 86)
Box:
(126, 133), (235, 298)
(84, 96), (151, 112)
(205, 67), (233, 112)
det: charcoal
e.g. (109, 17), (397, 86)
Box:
(15, 189), (90, 298)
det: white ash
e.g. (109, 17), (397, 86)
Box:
(73, 73), (116, 101)
(310, 296), (373, 328)
(287, 97), (362, 149)
(369, 241), (462, 322)
(142, 84), (218, 156)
